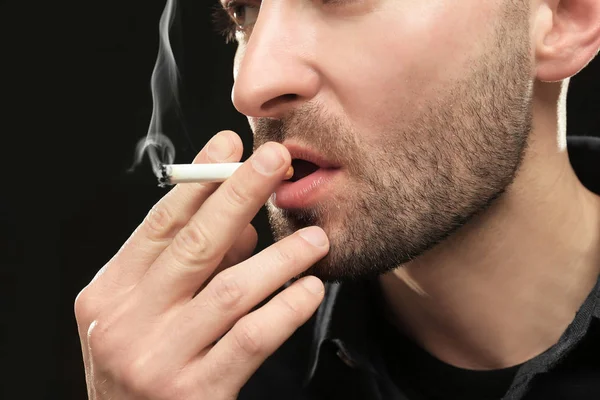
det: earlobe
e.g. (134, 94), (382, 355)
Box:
(534, 0), (600, 82)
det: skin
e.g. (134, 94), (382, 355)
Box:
(233, 0), (600, 369)
(254, 1), (534, 282)
(75, 0), (600, 398)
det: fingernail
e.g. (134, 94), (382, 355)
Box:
(302, 276), (324, 294)
(251, 143), (285, 175)
(207, 133), (234, 162)
(298, 227), (329, 247)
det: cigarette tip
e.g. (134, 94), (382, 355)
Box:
(158, 164), (171, 188)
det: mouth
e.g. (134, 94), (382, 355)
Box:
(289, 159), (321, 182)
(272, 144), (342, 209)
(285, 144), (340, 181)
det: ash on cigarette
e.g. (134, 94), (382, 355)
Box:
(158, 164), (171, 188)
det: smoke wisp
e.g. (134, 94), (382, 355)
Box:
(130, 0), (180, 179)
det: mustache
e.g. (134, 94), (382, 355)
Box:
(252, 117), (286, 148)
(251, 104), (364, 172)
(252, 102), (327, 148)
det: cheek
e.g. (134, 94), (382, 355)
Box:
(319, 2), (500, 133)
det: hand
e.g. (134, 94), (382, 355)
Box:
(74, 130), (329, 400)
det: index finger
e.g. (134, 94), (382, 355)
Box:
(138, 142), (292, 308)
(98, 130), (244, 289)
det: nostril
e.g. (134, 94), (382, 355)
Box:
(261, 93), (299, 112)
(281, 94), (298, 101)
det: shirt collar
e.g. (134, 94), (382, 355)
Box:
(304, 278), (382, 385)
(304, 275), (600, 394)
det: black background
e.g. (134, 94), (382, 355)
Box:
(1, 1), (598, 398)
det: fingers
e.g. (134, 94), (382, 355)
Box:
(157, 226), (329, 362)
(138, 142), (293, 308)
(216, 224), (258, 275)
(195, 224), (259, 296)
(100, 131), (244, 289)
(189, 275), (325, 395)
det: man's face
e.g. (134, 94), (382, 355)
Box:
(228, 0), (534, 282)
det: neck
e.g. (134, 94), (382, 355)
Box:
(379, 81), (600, 370)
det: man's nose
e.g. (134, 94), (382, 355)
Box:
(232, 7), (320, 118)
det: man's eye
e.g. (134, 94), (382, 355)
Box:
(226, 1), (260, 29)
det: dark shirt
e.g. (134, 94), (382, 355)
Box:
(239, 136), (600, 400)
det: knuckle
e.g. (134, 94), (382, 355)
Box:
(171, 221), (217, 265)
(118, 355), (158, 395)
(74, 287), (95, 323)
(189, 371), (212, 395)
(186, 374), (223, 400)
(233, 319), (263, 356)
(161, 376), (195, 400)
(271, 245), (295, 266)
(88, 325), (176, 398)
(276, 293), (307, 321)
(208, 272), (244, 310)
(87, 319), (115, 365)
(223, 181), (252, 208)
(144, 204), (177, 240)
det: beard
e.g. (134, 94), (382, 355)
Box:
(252, 4), (534, 283)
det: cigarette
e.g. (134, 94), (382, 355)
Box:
(159, 163), (294, 186)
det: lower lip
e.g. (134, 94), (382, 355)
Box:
(273, 168), (341, 209)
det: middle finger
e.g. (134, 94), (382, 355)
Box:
(99, 130), (244, 289)
(138, 142), (292, 309)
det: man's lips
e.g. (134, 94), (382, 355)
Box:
(282, 143), (341, 170)
(271, 142), (342, 209)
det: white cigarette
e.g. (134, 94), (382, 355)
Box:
(159, 163), (294, 186)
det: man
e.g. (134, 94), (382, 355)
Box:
(74, 0), (600, 399)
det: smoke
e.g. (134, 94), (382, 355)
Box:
(130, 0), (180, 178)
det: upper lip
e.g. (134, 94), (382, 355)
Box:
(282, 142), (341, 169)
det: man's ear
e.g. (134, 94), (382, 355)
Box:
(533, 0), (600, 82)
